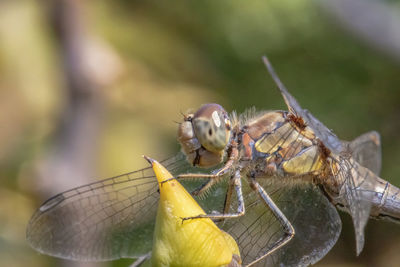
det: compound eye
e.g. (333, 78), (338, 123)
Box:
(192, 103), (231, 153)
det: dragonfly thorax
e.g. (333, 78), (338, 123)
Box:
(238, 111), (328, 179)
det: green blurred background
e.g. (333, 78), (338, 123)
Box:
(1, 0), (400, 266)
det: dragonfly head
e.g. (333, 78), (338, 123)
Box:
(178, 103), (231, 167)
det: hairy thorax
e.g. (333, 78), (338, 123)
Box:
(238, 111), (334, 187)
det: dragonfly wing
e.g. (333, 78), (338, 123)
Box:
(331, 157), (378, 255)
(262, 56), (342, 153)
(220, 177), (341, 267)
(303, 110), (343, 153)
(348, 131), (382, 175)
(26, 153), (189, 261)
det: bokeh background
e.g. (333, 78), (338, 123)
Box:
(1, 0), (400, 266)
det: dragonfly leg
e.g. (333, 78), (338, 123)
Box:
(160, 162), (231, 196)
(181, 170), (245, 222)
(162, 144), (239, 195)
(212, 171), (237, 224)
(191, 177), (221, 196)
(223, 172), (235, 214)
(246, 178), (295, 266)
(129, 252), (151, 267)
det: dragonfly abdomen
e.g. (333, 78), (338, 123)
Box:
(370, 176), (400, 224)
(326, 157), (400, 225)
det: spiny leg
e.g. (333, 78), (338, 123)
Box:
(158, 167), (228, 196)
(247, 178), (295, 266)
(223, 174), (235, 214)
(212, 171), (236, 224)
(181, 170), (245, 222)
(163, 145), (239, 195)
(129, 252), (151, 267)
(177, 160), (233, 196)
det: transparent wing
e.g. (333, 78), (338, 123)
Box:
(26, 153), (192, 261)
(220, 177), (342, 267)
(262, 56), (342, 153)
(262, 56), (383, 254)
(349, 131), (382, 175)
(329, 156), (378, 255)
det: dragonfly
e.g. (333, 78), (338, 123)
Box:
(27, 56), (400, 267)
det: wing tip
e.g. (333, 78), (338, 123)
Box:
(39, 194), (65, 212)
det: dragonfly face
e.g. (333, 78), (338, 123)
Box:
(178, 103), (232, 167)
(26, 56), (400, 267)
